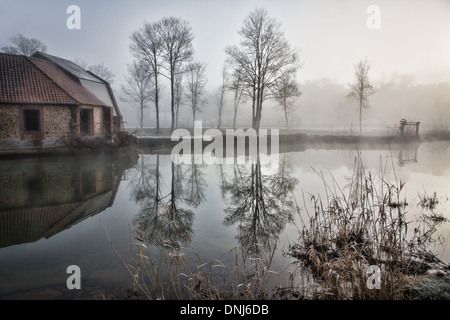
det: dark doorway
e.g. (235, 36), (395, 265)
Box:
(23, 109), (40, 131)
(103, 107), (112, 135)
(80, 109), (93, 136)
(22, 108), (43, 144)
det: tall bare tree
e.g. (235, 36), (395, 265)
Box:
(347, 58), (376, 134)
(225, 8), (299, 130)
(228, 68), (246, 129)
(129, 22), (163, 133)
(215, 66), (228, 129)
(273, 71), (301, 129)
(174, 71), (185, 129)
(120, 60), (154, 130)
(185, 62), (207, 125)
(1, 34), (47, 56)
(155, 17), (194, 131)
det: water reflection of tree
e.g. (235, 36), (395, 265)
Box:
(222, 155), (298, 256)
(347, 152), (366, 209)
(129, 154), (206, 248)
(180, 155), (206, 208)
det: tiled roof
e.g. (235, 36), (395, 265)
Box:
(0, 53), (76, 105)
(32, 58), (108, 107)
(0, 53), (108, 107)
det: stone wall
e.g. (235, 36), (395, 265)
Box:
(0, 105), (74, 150)
(0, 106), (20, 140)
(0, 104), (117, 153)
(0, 105), (72, 141)
(43, 106), (72, 140)
(93, 106), (103, 136)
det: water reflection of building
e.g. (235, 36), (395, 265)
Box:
(0, 155), (136, 248)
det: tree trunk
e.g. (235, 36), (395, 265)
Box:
(359, 96), (363, 135)
(218, 112), (222, 129)
(140, 102), (144, 130)
(284, 108), (289, 130)
(154, 72), (160, 134)
(171, 69), (175, 132)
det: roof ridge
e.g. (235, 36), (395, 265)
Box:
(0, 52), (27, 58)
(29, 57), (109, 107)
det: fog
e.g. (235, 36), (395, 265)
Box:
(129, 75), (450, 135)
(1, 0), (449, 133)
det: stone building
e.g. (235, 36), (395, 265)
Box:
(0, 52), (124, 152)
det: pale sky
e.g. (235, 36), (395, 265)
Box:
(1, 0), (449, 126)
(1, 0), (449, 86)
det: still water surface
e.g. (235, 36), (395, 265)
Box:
(1, 141), (449, 299)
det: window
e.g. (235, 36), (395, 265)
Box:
(23, 109), (40, 131)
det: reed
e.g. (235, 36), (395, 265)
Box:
(126, 222), (281, 300)
(286, 152), (448, 299)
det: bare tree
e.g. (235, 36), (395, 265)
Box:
(228, 68), (246, 129)
(215, 66), (228, 129)
(347, 58), (376, 135)
(225, 8), (299, 130)
(120, 60), (154, 130)
(273, 71), (301, 129)
(71, 58), (89, 69)
(185, 62), (207, 125)
(174, 71), (185, 128)
(129, 22), (163, 133)
(72, 58), (115, 84)
(155, 17), (194, 131)
(1, 34), (47, 56)
(88, 62), (115, 84)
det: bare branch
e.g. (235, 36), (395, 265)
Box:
(347, 58), (376, 134)
(225, 8), (300, 129)
(2, 34), (47, 56)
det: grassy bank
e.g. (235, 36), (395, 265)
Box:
(286, 155), (449, 299)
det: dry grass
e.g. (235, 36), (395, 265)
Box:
(123, 222), (281, 300)
(285, 152), (449, 299)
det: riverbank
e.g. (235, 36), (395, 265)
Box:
(0, 131), (138, 158)
(135, 128), (423, 154)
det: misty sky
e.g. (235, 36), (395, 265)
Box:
(1, 0), (449, 127)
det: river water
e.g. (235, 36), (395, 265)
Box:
(1, 140), (449, 299)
